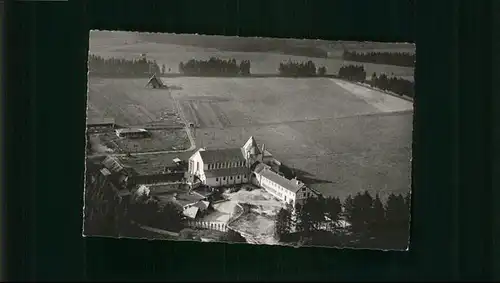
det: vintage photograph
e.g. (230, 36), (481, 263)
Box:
(84, 30), (414, 250)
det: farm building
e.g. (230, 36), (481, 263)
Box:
(99, 155), (187, 187)
(251, 162), (319, 207)
(116, 155), (187, 186)
(87, 118), (115, 131)
(100, 156), (132, 187)
(145, 74), (167, 89)
(115, 128), (150, 139)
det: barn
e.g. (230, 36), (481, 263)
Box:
(87, 118), (115, 132)
(145, 74), (167, 89)
(115, 128), (151, 139)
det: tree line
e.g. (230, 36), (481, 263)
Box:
(338, 64), (415, 98)
(88, 54), (163, 77)
(84, 161), (185, 238)
(343, 50), (415, 67)
(275, 191), (410, 249)
(178, 57), (251, 76)
(369, 73), (415, 98)
(278, 60), (327, 77)
(84, 160), (247, 242)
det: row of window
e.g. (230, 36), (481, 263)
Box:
(262, 178), (294, 198)
(215, 175), (246, 182)
(208, 161), (246, 170)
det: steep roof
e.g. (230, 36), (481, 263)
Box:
(183, 206), (199, 219)
(204, 166), (249, 178)
(146, 74), (165, 87)
(193, 200), (210, 211)
(199, 148), (246, 164)
(259, 168), (305, 193)
(242, 136), (261, 155)
(102, 156), (125, 173)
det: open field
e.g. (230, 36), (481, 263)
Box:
(89, 31), (414, 80)
(87, 77), (184, 127)
(88, 129), (190, 154)
(168, 77), (412, 200)
(168, 77), (412, 128)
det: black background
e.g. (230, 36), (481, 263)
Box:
(5, 0), (496, 281)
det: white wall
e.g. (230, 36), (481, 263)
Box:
(188, 150), (205, 182)
(206, 177), (220, 187)
(256, 174), (299, 206)
(206, 174), (248, 188)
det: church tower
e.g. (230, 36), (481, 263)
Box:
(241, 136), (262, 166)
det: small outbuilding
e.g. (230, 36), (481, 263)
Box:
(115, 128), (150, 139)
(145, 74), (167, 89)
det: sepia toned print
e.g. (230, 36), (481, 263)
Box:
(84, 30), (414, 250)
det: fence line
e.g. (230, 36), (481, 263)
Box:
(187, 220), (228, 232)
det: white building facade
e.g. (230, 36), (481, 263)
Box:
(251, 164), (318, 207)
(188, 148), (250, 187)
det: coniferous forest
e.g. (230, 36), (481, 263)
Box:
(88, 54), (161, 77)
(179, 57), (251, 76)
(338, 64), (415, 98)
(343, 50), (415, 67)
(274, 191), (410, 249)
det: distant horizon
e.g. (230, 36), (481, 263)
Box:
(90, 30), (416, 55)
